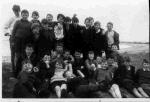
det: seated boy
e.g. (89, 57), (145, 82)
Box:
(13, 60), (39, 98)
(94, 59), (121, 98)
(72, 50), (85, 77)
(113, 56), (145, 98)
(135, 59), (150, 97)
(16, 43), (36, 77)
(107, 44), (124, 66)
(85, 51), (96, 80)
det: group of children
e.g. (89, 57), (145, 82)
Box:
(4, 5), (150, 98)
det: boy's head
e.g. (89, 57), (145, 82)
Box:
(12, 5), (20, 17)
(65, 16), (71, 24)
(21, 9), (29, 20)
(107, 22), (113, 31)
(88, 51), (94, 60)
(32, 11), (39, 20)
(94, 21), (101, 31)
(142, 59), (150, 69)
(51, 50), (57, 58)
(46, 14), (53, 22)
(84, 17), (91, 28)
(72, 14), (79, 26)
(42, 52), (51, 63)
(25, 44), (34, 56)
(111, 44), (118, 51)
(55, 59), (64, 69)
(107, 56), (115, 66)
(57, 14), (65, 23)
(123, 56), (131, 66)
(64, 50), (71, 58)
(74, 50), (82, 59)
(101, 60), (108, 69)
(96, 56), (102, 63)
(22, 61), (33, 73)
(41, 19), (48, 29)
(55, 43), (64, 53)
(31, 23), (40, 38)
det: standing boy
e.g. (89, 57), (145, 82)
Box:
(12, 9), (32, 77)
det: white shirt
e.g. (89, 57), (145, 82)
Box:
(107, 31), (114, 45)
(4, 16), (21, 35)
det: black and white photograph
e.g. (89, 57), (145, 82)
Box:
(0, 0), (149, 101)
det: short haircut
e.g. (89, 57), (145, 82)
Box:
(88, 17), (94, 22)
(84, 17), (90, 23)
(107, 22), (113, 26)
(32, 11), (39, 17)
(21, 9), (29, 15)
(72, 15), (79, 23)
(25, 43), (33, 48)
(94, 21), (101, 26)
(12, 4), (20, 12)
(57, 14), (65, 20)
(88, 51), (94, 54)
(65, 16), (71, 22)
(31, 23), (40, 30)
(123, 56), (131, 62)
(143, 59), (149, 64)
(41, 18), (48, 24)
(46, 13), (53, 17)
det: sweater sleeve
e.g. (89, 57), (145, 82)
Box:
(11, 20), (19, 39)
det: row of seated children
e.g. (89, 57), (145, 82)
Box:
(13, 42), (150, 98)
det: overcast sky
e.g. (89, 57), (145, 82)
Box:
(0, 0), (149, 42)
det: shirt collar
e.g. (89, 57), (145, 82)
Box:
(96, 29), (101, 33)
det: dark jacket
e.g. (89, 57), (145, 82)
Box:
(93, 28), (108, 55)
(12, 19), (32, 39)
(113, 65), (136, 85)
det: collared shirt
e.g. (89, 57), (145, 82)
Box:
(4, 16), (21, 35)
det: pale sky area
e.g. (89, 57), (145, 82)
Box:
(0, 0), (149, 42)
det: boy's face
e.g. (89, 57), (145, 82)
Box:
(107, 24), (113, 31)
(21, 12), (29, 20)
(94, 23), (100, 31)
(32, 14), (39, 20)
(13, 10), (20, 17)
(64, 51), (70, 58)
(107, 58), (114, 65)
(55, 62), (63, 69)
(43, 55), (51, 63)
(90, 19), (94, 26)
(42, 23), (48, 29)
(75, 52), (81, 59)
(101, 62), (108, 69)
(111, 45), (118, 51)
(124, 61), (131, 67)
(25, 47), (34, 56)
(32, 27), (40, 33)
(85, 20), (91, 27)
(88, 53), (94, 60)
(46, 15), (53, 22)
(56, 46), (63, 53)
(51, 51), (57, 58)
(96, 56), (102, 63)
(57, 16), (64, 23)
(143, 62), (150, 69)
(72, 22), (78, 27)
(23, 63), (33, 73)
